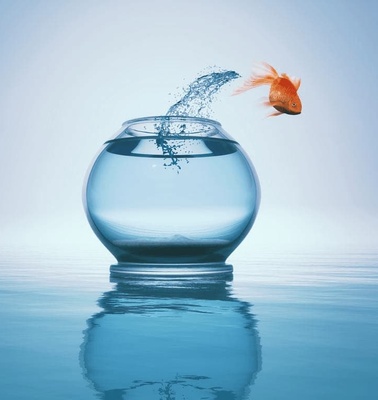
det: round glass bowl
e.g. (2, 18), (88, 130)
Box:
(83, 116), (260, 275)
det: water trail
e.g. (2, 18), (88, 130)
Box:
(166, 70), (240, 118)
(157, 69), (240, 169)
(155, 133), (186, 170)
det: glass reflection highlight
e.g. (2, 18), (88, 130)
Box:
(80, 269), (262, 399)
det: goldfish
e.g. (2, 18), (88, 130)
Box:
(233, 62), (302, 116)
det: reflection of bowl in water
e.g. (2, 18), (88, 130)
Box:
(80, 274), (262, 399)
(83, 116), (260, 274)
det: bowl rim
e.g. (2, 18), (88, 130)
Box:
(121, 115), (222, 127)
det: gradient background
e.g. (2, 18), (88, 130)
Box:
(1, 0), (377, 257)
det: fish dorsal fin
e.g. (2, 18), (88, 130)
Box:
(292, 77), (301, 90)
(281, 73), (301, 91)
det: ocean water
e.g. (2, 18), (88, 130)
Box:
(1, 246), (377, 399)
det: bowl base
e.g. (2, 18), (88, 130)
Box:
(110, 262), (233, 277)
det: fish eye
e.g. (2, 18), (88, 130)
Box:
(292, 102), (296, 107)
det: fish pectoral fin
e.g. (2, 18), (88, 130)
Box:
(261, 99), (272, 107)
(268, 110), (284, 117)
(262, 100), (284, 116)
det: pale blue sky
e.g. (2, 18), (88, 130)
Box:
(1, 0), (377, 253)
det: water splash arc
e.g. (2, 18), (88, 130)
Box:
(156, 70), (240, 169)
(166, 70), (240, 118)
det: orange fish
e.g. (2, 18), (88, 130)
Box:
(233, 62), (302, 116)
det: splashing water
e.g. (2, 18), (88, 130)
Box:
(166, 70), (240, 118)
(156, 69), (240, 169)
(155, 131), (188, 170)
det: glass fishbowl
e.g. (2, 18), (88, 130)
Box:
(83, 116), (260, 275)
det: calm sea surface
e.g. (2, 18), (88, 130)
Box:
(1, 246), (377, 399)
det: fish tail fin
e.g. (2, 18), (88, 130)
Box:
(232, 62), (278, 96)
(256, 62), (279, 78)
(251, 62), (278, 86)
(232, 76), (256, 95)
